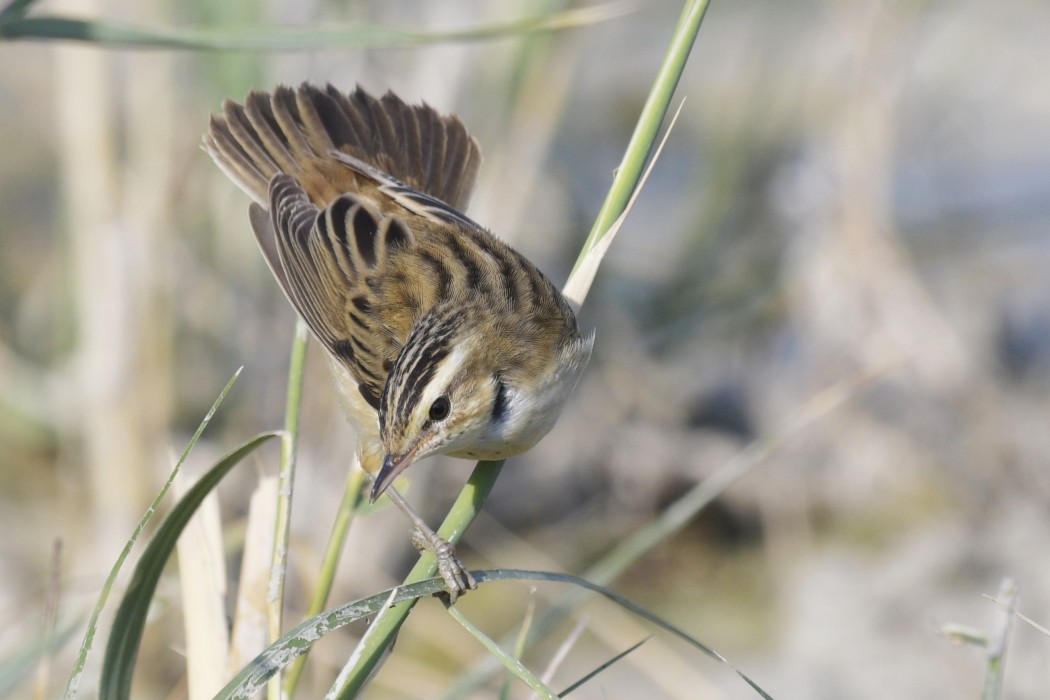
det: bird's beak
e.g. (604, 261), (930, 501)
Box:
(370, 450), (415, 503)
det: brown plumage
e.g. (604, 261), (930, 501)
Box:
(204, 83), (592, 599)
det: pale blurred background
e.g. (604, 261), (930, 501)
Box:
(2, 0), (1050, 697)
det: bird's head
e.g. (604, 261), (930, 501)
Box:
(370, 306), (512, 503)
(368, 303), (591, 503)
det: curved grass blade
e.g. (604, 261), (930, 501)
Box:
(559, 637), (648, 697)
(98, 431), (281, 700)
(0, 4), (629, 50)
(214, 578), (447, 699)
(0, 0), (39, 22)
(325, 588), (400, 699)
(63, 368), (243, 699)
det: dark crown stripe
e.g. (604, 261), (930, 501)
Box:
(380, 311), (459, 434)
(397, 345), (449, 425)
(395, 319), (455, 408)
(401, 318), (456, 388)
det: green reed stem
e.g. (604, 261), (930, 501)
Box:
(329, 460), (504, 699)
(266, 319), (308, 700)
(334, 1), (712, 696)
(571, 0), (710, 276)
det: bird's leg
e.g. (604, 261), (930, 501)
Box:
(382, 485), (477, 602)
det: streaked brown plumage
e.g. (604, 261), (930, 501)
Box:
(204, 83), (591, 599)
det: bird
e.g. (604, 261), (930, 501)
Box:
(203, 83), (593, 600)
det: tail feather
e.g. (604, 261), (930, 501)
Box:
(204, 82), (482, 211)
(205, 114), (269, 204)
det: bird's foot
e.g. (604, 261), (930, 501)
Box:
(411, 528), (477, 603)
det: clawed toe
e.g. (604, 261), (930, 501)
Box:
(412, 529), (476, 602)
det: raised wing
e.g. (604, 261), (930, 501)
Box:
(255, 174), (417, 410)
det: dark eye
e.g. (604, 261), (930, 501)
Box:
(428, 396), (451, 422)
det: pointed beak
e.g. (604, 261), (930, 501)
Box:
(370, 451), (414, 503)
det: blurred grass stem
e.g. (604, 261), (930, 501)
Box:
(0, 4), (630, 50)
(444, 603), (557, 700)
(983, 578), (1017, 700)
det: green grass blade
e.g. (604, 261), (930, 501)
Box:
(0, 0), (39, 21)
(570, 0), (710, 277)
(0, 4), (627, 50)
(98, 430), (281, 700)
(499, 600), (535, 700)
(445, 603), (558, 700)
(214, 579), (448, 698)
(62, 368), (243, 699)
(558, 637), (647, 697)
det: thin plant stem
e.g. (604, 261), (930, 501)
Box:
(267, 319), (308, 700)
(0, 4), (628, 50)
(500, 600), (535, 700)
(983, 578), (1018, 700)
(283, 467), (368, 696)
(444, 604), (557, 700)
(571, 0), (710, 277)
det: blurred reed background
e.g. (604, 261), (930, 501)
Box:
(2, 0), (1050, 697)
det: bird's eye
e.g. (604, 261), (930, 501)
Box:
(428, 396), (451, 422)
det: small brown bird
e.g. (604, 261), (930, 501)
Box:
(204, 83), (592, 599)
